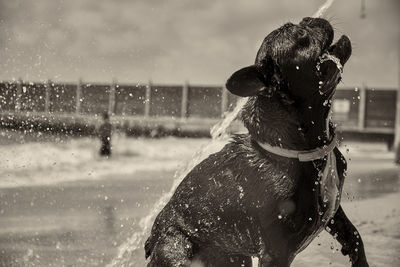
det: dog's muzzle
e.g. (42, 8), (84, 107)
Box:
(317, 35), (351, 94)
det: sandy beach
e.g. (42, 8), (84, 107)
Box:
(0, 132), (399, 266)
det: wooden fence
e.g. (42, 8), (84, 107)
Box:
(0, 79), (238, 118)
(0, 79), (398, 143)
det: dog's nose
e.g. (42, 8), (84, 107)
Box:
(300, 17), (314, 25)
(300, 17), (332, 32)
(300, 17), (329, 28)
(300, 17), (334, 49)
(300, 17), (332, 33)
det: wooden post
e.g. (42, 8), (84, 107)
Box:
(395, 26), (400, 158)
(395, 88), (400, 150)
(15, 78), (23, 112)
(181, 81), (189, 119)
(394, 33), (400, 153)
(221, 86), (228, 117)
(109, 79), (117, 115)
(144, 80), (152, 117)
(45, 80), (51, 112)
(358, 85), (367, 130)
(76, 78), (82, 114)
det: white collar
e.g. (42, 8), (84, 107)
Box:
(256, 133), (338, 162)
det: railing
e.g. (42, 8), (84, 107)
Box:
(0, 79), (240, 119)
(0, 79), (398, 138)
(333, 86), (397, 134)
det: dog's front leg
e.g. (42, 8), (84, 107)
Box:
(258, 251), (292, 267)
(326, 206), (369, 267)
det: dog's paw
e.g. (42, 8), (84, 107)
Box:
(342, 245), (369, 267)
(340, 245), (350, 256)
(352, 258), (369, 267)
(347, 250), (369, 267)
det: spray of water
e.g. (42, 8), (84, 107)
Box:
(108, 95), (248, 267)
(312, 0), (335, 17)
(313, 0), (343, 76)
(210, 97), (249, 139)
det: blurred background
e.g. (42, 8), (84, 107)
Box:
(0, 0), (399, 266)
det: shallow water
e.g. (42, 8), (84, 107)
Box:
(0, 131), (399, 266)
(0, 170), (175, 266)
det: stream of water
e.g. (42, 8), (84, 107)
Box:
(108, 97), (248, 266)
(312, 0), (335, 18)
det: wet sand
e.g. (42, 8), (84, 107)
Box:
(294, 192), (400, 267)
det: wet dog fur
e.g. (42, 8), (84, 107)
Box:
(144, 17), (369, 267)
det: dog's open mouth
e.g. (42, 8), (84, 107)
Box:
(316, 52), (342, 93)
(317, 53), (343, 73)
(316, 35), (351, 94)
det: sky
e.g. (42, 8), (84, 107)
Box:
(0, 0), (399, 87)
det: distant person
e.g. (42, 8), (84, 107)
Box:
(98, 112), (112, 157)
(395, 144), (400, 165)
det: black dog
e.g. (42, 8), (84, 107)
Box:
(145, 17), (369, 267)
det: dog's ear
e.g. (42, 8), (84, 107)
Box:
(225, 57), (278, 97)
(225, 65), (265, 97)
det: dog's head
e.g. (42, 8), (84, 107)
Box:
(226, 17), (351, 103)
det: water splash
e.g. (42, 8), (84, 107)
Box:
(210, 97), (249, 139)
(108, 95), (248, 267)
(312, 0), (335, 17)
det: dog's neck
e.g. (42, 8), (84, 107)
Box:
(296, 96), (332, 149)
(241, 94), (332, 150)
